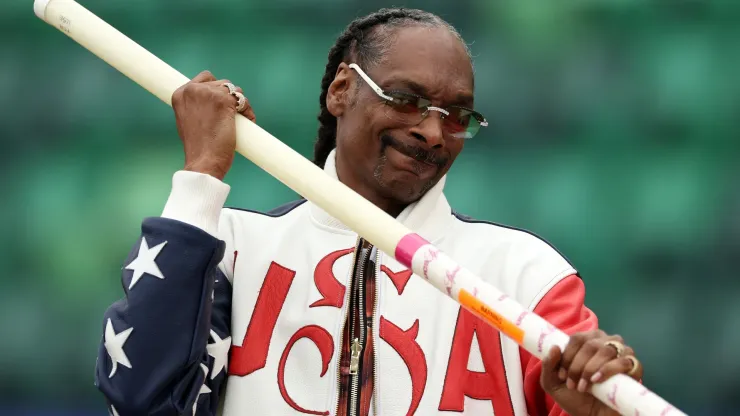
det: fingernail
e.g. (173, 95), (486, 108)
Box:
(566, 378), (575, 390)
(558, 368), (567, 381)
(577, 379), (587, 392)
(591, 372), (602, 383)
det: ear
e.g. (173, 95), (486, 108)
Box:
(326, 62), (354, 118)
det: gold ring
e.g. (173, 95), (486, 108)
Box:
(624, 355), (640, 376)
(604, 340), (625, 357)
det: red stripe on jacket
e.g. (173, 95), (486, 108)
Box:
(520, 275), (599, 416)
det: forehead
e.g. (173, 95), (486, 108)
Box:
(372, 25), (474, 101)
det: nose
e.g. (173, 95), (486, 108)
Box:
(409, 109), (445, 149)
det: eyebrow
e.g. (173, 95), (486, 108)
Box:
(385, 78), (474, 107)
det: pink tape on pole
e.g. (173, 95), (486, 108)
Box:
(395, 233), (429, 267)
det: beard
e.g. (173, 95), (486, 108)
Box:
(373, 133), (449, 202)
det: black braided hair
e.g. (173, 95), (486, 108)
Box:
(312, 8), (470, 168)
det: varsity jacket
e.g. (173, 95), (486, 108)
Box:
(95, 149), (598, 415)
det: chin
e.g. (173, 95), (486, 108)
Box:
(390, 185), (425, 205)
(372, 151), (442, 203)
(376, 171), (436, 204)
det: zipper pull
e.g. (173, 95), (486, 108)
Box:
(349, 338), (362, 375)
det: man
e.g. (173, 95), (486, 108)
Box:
(95, 8), (643, 416)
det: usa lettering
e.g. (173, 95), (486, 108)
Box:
(229, 248), (514, 415)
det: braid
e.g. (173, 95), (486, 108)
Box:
(312, 8), (469, 168)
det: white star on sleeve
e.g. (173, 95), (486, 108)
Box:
(192, 363), (212, 416)
(207, 329), (231, 379)
(125, 237), (167, 289)
(104, 318), (133, 378)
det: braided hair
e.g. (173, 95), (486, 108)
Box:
(312, 8), (470, 168)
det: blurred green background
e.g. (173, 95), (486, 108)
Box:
(1, 0), (739, 415)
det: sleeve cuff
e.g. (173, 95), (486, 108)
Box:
(161, 170), (230, 237)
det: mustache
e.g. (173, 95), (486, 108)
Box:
(380, 134), (449, 167)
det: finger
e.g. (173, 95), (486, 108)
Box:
(591, 355), (643, 385)
(191, 70), (217, 83)
(240, 99), (256, 122)
(540, 346), (564, 392)
(230, 93), (255, 121)
(224, 89), (255, 121)
(564, 337), (604, 391)
(558, 331), (602, 383)
(576, 343), (632, 393)
(625, 355), (643, 381)
(208, 80), (243, 94)
(543, 346), (562, 375)
(210, 81), (253, 119)
(587, 344), (633, 384)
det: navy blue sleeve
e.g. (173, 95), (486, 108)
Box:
(94, 217), (233, 416)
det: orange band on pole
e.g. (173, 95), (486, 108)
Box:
(459, 289), (525, 345)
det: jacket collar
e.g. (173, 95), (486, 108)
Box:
(309, 148), (452, 244)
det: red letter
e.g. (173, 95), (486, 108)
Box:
(229, 261), (295, 376)
(380, 265), (413, 295)
(380, 317), (427, 416)
(277, 325), (334, 415)
(438, 308), (515, 416)
(309, 248), (354, 308)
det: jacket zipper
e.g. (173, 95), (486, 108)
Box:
(371, 249), (380, 416)
(334, 237), (361, 416)
(334, 237), (380, 416)
(349, 242), (370, 416)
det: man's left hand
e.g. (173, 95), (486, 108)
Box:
(540, 330), (643, 416)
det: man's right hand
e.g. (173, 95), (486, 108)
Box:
(171, 70), (256, 181)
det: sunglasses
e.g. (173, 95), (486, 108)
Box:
(349, 63), (488, 140)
